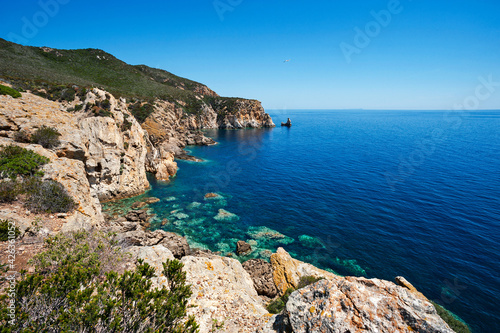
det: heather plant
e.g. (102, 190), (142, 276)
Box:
(30, 126), (61, 149)
(23, 178), (76, 214)
(13, 130), (31, 143)
(0, 179), (20, 203)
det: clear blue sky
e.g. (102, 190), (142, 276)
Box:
(1, 0), (499, 110)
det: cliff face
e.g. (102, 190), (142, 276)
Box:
(0, 89), (151, 202)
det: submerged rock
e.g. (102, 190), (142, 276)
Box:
(298, 234), (325, 249)
(204, 192), (223, 200)
(247, 226), (294, 245)
(236, 240), (252, 255)
(213, 209), (239, 221)
(186, 201), (202, 210)
(242, 259), (278, 298)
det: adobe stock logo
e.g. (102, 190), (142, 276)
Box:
(340, 0), (410, 64)
(7, 0), (70, 44)
(213, 0), (243, 22)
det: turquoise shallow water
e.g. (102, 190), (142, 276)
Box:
(106, 110), (500, 332)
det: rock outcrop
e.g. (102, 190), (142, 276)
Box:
(270, 247), (339, 296)
(0, 90), (151, 202)
(242, 259), (278, 298)
(180, 255), (271, 333)
(282, 278), (454, 333)
(0, 137), (104, 231)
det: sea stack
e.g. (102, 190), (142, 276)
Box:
(281, 118), (292, 127)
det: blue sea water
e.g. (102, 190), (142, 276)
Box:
(109, 110), (500, 332)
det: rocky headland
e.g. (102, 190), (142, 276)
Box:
(0, 40), (460, 332)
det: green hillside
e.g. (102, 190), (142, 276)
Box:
(0, 38), (241, 119)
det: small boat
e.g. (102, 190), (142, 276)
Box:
(281, 118), (292, 127)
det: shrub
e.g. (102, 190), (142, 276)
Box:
(431, 301), (471, 333)
(0, 145), (49, 179)
(30, 126), (61, 149)
(24, 178), (76, 214)
(0, 231), (199, 332)
(129, 101), (155, 123)
(297, 275), (324, 289)
(74, 103), (84, 111)
(267, 288), (294, 314)
(13, 130), (31, 143)
(267, 276), (324, 314)
(0, 219), (20, 241)
(0, 84), (21, 98)
(0, 180), (20, 203)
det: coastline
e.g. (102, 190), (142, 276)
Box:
(0, 87), (470, 332)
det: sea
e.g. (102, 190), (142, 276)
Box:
(106, 110), (500, 332)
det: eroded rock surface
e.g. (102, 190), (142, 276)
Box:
(283, 278), (454, 333)
(242, 259), (278, 298)
(181, 255), (272, 333)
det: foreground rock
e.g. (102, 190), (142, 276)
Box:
(242, 259), (278, 298)
(181, 255), (271, 333)
(281, 278), (454, 333)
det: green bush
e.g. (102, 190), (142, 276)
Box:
(431, 301), (471, 333)
(129, 101), (155, 123)
(30, 126), (61, 149)
(0, 145), (49, 179)
(0, 219), (20, 241)
(0, 230), (199, 332)
(24, 178), (76, 214)
(0, 84), (21, 98)
(0, 180), (20, 203)
(267, 288), (294, 314)
(297, 275), (324, 289)
(267, 276), (324, 314)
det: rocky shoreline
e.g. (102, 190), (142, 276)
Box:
(0, 88), (457, 332)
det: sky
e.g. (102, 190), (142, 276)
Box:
(1, 0), (499, 110)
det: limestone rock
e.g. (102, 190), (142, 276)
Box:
(395, 275), (429, 301)
(0, 137), (104, 231)
(283, 278), (455, 333)
(181, 256), (271, 333)
(127, 245), (175, 288)
(270, 247), (339, 296)
(242, 259), (278, 298)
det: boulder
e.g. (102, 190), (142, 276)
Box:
(127, 245), (175, 288)
(236, 240), (252, 255)
(283, 278), (454, 333)
(157, 232), (190, 258)
(270, 247), (339, 296)
(242, 259), (278, 298)
(125, 210), (148, 222)
(180, 256), (271, 333)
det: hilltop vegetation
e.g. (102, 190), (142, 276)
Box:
(0, 38), (247, 121)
